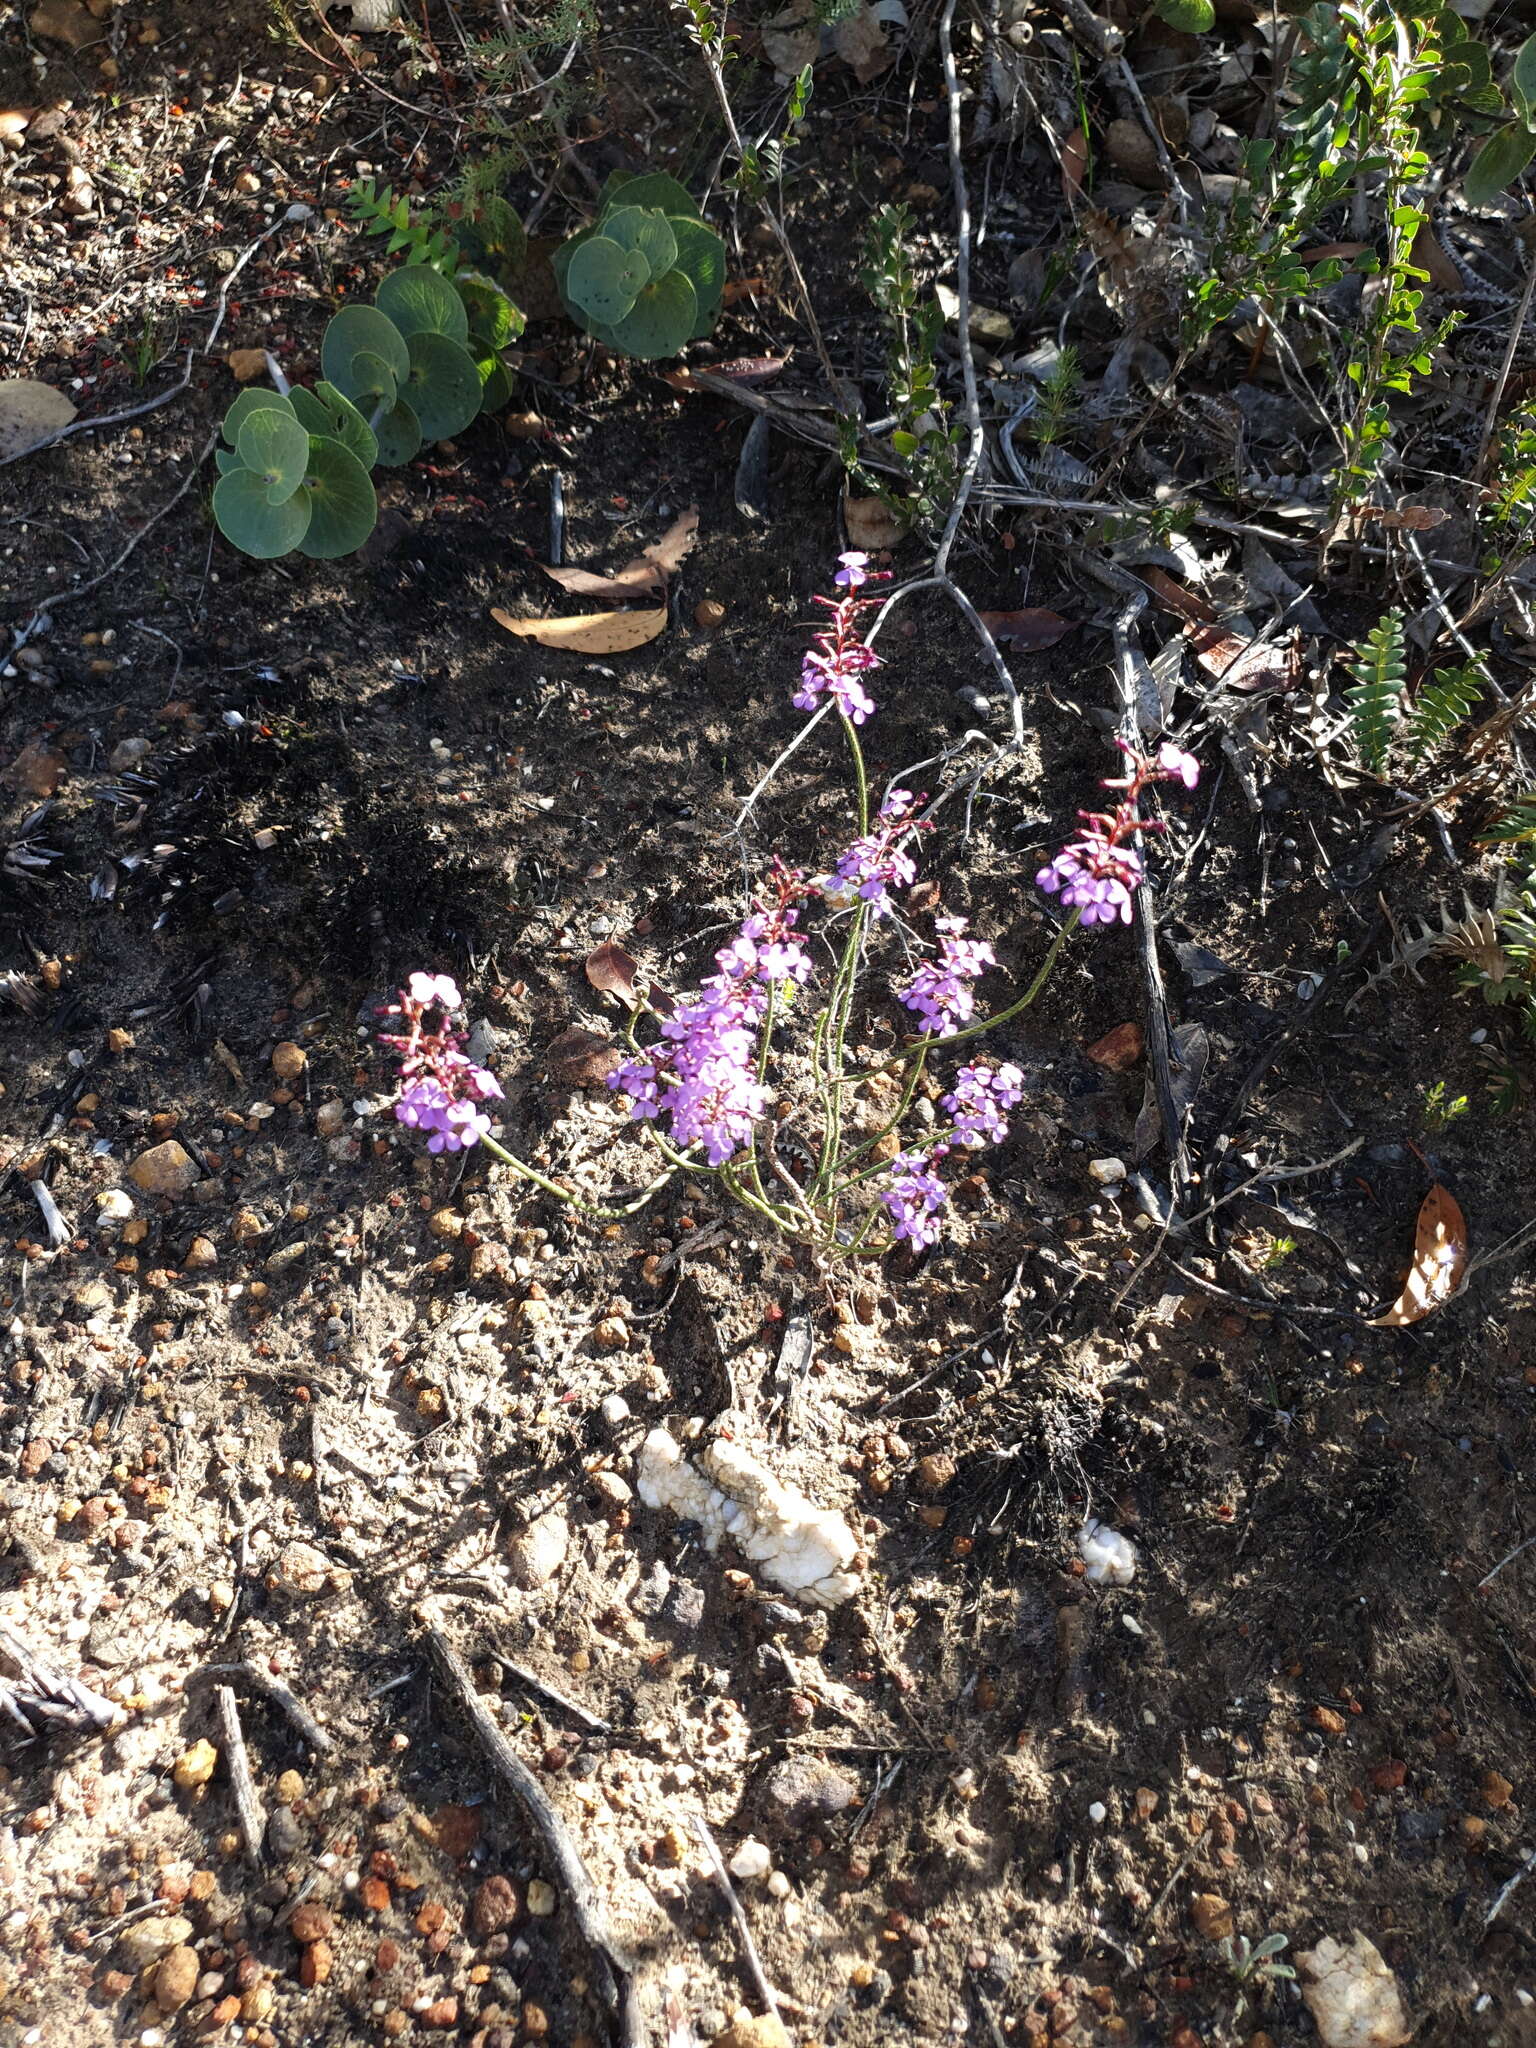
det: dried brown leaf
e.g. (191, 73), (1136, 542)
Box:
(4, 738), (66, 797)
(0, 379), (76, 464)
(660, 356), (789, 393)
(1298, 241), (1369, 264)
(585, 942), (639, 1006)
(544, 1025), (625, 1088)
(832, 2), (892, 83)
(29, 0), (98, 47)
(490, 606), (667, 653)
(537, 508), (698, 605)
(1061, 125), (1088, 201)
(1356, 503), (1450, 532)
(844, 494), (909, 550)
(225, 348), (269, 383)
(977, 607), (1077, 651)
(1411, 224), (1462, 295)
(1085, 1022), (1144, 1071)
(1368, 1183), (1468, 1327)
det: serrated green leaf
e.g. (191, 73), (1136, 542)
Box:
(375, 264), (469, 345)
(214, 465), (313, 559)
(1346, 611), (1406, 773)
(1404, 661), (1483, 766)
(294, 435), (377, 558)
(1465, 125), (1536, 207)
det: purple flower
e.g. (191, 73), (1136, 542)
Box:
(793, 640), (880, 725)
(942, 1061), (1025, 1148)
(1036, 834), (1144, 926)
(835, 550), (871, 589)
(880, 1150), (949, 1248)
(380, 975), (501, 1152)
(1157, 742), (1200, 790)
(828, 787), (921, 916)
(608, 890), (814, 1164)
(898, 915), (997, 1035)
(407, 971), (461, 1010)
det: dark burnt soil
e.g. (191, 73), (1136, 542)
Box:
(0, 7), (1534, 2048)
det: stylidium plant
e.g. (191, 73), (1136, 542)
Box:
(375, 555), (1199, 1259)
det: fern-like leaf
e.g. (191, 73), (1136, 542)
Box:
(1346, 611), (1406, 773)
(1478, 792), (1536, 847)
(1402, 659), (1483, 768)
(344, 179), (458, 272)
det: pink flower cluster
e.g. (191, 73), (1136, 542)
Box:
(880, 1060), (1026, 1248)
(380, 973), (503, 1153)
(609, 878), (812, 1167)
(792, 551), (888, 725)
(826, 788), (922, 916)
(1037, 742), (1200, 927)
(897, 915), (996, 1035)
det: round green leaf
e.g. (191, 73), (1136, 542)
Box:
(295, 435), (377, 559)
(457, 193), (527, 277)
(603, 205), (677, 279)
(321, 302), (411, 393)
(373, 396), (423, 467)
(375, 264), (469, 344)
(327, 344), (399, 413)
(1153, 0), (1214, 30)
(214, 465), (313, 559)
(605, 268), (698, 360)
(309, 380), (380, 468)
(671, 216), (726, 339)
(478, 357), (515, 410)
(235, 406), (311, 504)
(599, 171), (700, 221)
(214, 445), (244, 476)
(402, 331), (484, 441)
(1465, 124), (1536, 208)
(566, 235), (647, 326)
(457, 271), (525, 351)
(221, 387), (295, 446)
(1513, 31), (1536, 125)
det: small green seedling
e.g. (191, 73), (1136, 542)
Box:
(214, 253), (524, 562)
(1218, 1931), (1296, 2023)
(555, 172), (725, 359)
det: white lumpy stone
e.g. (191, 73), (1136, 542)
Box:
(1078, 1516), (1138, 1587)
(635, 1427), (861, 1608)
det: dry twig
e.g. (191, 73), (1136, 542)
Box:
(214, 1684), (268, 1867)
(418, 1608), (642, 2047)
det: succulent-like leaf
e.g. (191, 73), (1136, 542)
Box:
(294, 435), (377, 558)
(329, 345), (399, 413)
(373, 396), (423, 467)
(1154, 0), (1214, 28)
(221, 387), (295, 446)
(599, 170), (701, 220)
(289, 381), (380, 469)
(456, 271), (525, 351)
(321, 302), (411, 394)
(1465, 125), (1536, 208)
(605, 269), (698, 360)
(214, 445), (244, 476)
(566, 235), (649, 325)
(402, 331), (484, 441)
(375, 265), (470, 345)
(603, 205), (677, 279)
(457, 193), (527, 277)
(476, 356), (515, 409)
(214, 465), (313, 558)
(1512, 31), (1536, 125)
(235, 407), (311, 505)
(671, 215), (726, 339)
